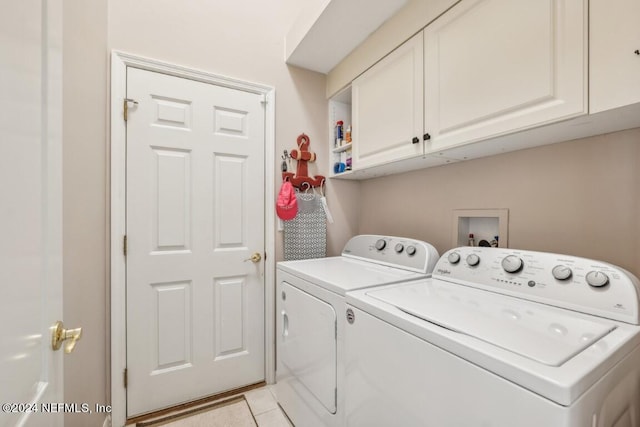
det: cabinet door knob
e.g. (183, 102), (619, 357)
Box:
(635, 49), (640, 56)
(423, 133), (431, 140)
(412, 136), (420, 144)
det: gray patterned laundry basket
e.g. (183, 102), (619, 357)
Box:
(283, 192), (326, 261)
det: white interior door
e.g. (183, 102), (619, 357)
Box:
(126, 67), (266, 416)
(0, 0), (64, 426)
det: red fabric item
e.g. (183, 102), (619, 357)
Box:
(276, 181), (298, 220)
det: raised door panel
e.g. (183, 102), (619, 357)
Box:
(590, 0), (640, 114)
(352, 32), (423, 170)
(424, 0), (586, 152)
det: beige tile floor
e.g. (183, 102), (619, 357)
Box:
(244, 386), (292, 427)
(168, 385), (293, 427)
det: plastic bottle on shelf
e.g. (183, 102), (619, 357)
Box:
(346, 148), (352, 170)
(468, 233), (475, 246)
(345, 124), (352, 143)
(339, 151), (347, 170)
(335, 121), (344, 147)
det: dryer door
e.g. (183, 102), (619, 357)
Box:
(278, 281), (337, 413)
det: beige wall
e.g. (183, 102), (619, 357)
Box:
(358, 128), (640, 276)
(62, 1), (109, 426)
(62, 2), (360, 426)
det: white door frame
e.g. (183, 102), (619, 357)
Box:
(110, 51), (276, 427)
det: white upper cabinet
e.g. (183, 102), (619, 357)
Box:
(424, 0), (587, 152)
(352, 32), (424, 170)
(589, 0), (640, 114)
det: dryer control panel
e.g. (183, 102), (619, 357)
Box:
(434, 247), (640, 325)
(342, 235), (439, 275)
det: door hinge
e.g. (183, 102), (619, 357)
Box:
(123, 98), (138, 121)
(124, 368), (128, 388)
(123, 235), (127, 256)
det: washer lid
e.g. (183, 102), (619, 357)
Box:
(368, 280), (617, 366)
(278, 256), (426, 295)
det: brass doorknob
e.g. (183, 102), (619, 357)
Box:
(244, 252), (262, 263)
(51, 321), (82, 354)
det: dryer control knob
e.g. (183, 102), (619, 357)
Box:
(586, 271), (609, 288)
(552, 265), (573, 281)
(395, 243), (404, 253)
(501, 255), (524, 273)
(406, 245), (417, 256)
(448, 252), (461, 264)
(375, 239), (387, 251)
(466, 254), (480, 267)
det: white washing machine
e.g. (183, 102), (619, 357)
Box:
(275, 235), (439, 427)
(345, 246), (640, 427)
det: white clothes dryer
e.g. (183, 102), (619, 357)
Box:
(345, 246), (640, 427)
(275, 235), (439, 427)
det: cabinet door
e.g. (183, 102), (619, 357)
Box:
(352, 32), (424, 170)
(590, 0), (640, 114)
(424, 0), (586, 152)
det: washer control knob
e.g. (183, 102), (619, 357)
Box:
(466, 254), (480, 267)
(406, 245), (417, 256)
(395, 243), (404, 253)
(552, 265), (573, 281)
(501, 255), (524, 273)
(448, 252), (461, 264)
(375, 239), (386, 251)
(586, 271), (609, 288)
